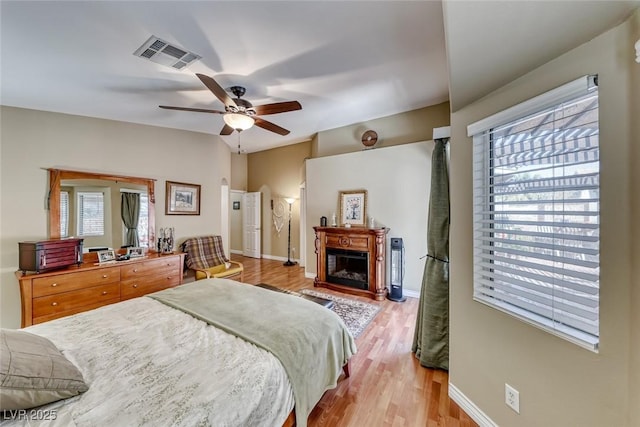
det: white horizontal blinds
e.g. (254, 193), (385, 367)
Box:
(78, 191), (105, 236)
(60, 191), (69, 238)
(471, 76), (599, 349)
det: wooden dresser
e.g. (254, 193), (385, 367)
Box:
(15, 252), (185, 327)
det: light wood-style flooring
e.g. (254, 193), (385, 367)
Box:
(230, 254), (478, 427)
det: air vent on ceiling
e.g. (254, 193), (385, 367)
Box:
(133, 36), (201, 70)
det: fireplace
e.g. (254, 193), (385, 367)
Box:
(326, 248), (368, 290)
(314, 226), (389, 300)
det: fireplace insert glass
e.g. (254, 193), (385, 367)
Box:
(326, 248), (369, 290)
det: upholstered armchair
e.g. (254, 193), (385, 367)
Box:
(181, 236), (244, 281)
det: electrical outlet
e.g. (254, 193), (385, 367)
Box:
(292, 248), (296, 256)
(505, 384), (520, 414)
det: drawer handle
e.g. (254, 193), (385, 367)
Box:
(51, 302), (58, 307)
(133, 269), (138, 273)
(102, 291), (108, 295)
(132, 284), (138, 288)
(102, 274), (108, 278)
(167, 276), (172, 280)
(51, 283), (57, 287)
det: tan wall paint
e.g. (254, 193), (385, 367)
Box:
(315, 102), (450, 157)
(230, 153), (248, 191)
(247, 141), (311, 259)
(0, 106), (230, 329)
(229, 191), (244, 253)
(628, 9), (640, 427)
(449, 17), (635, 426)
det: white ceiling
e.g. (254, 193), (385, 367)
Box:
(0, 1), (448, 153)
(1, 1), (638, 153)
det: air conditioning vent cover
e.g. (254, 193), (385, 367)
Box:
(133, 36), (201, 70)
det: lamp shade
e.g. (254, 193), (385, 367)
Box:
(284, 198), (295, 205)
(223, 112), (255, 131)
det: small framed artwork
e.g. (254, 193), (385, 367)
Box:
(166, 181), (201, 215)
(126, 247), (144, 258)
(97, 249), (116, 263)
(339, 189), (367, 227)
(233, 201), (240, 210)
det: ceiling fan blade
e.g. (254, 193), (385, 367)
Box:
(253, 101), (302, 116)
(220, 124), (234, 135)
(159, 105), (225, 114)
(254, 117), (290, 136)
(196, 73), (236, 107)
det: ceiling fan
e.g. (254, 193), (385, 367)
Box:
(159, 73), (302, 136)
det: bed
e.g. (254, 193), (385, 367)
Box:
(0, 279), (357, 427)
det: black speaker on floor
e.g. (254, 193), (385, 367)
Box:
(387, 237), (406, 302)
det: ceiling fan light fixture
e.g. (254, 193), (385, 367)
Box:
(223, 112), (254, 131)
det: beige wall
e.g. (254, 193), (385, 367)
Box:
(0, 106), (230, 329)
(449, 15), (636, 427)
(229, 190), (244, 253)
(230, 153), (248, 191)
(247, 141), (311, 259)
(628, 9), (640, 427)
(314, 102), (449, 157)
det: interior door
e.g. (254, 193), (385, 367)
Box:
(242, 192), (261, 258)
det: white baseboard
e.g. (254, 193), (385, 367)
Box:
(403, 289), (420, 299)
(448, 382), (497, 427)
(261, 254), (300, 264)
(229, 251), (300, 264)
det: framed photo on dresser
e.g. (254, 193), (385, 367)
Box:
(97, 249), (116, 263)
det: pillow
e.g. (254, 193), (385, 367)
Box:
(0, 329), (88, 410)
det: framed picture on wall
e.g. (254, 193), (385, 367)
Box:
(339, 189), (367, 226)
(166, 181), (201, 215)
(233, 201), (240, 210)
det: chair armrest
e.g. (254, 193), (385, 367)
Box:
(192, 262), (244, 281)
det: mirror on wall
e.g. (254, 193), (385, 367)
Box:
(48, 169), (156, 250)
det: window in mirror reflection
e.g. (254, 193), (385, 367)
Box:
(60, 191), (69, 238)
(77, 191), (105, 236)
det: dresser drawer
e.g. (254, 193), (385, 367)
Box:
(33, 283), (121, 318)
(120, 256), (181, 279)
(32, 267), (120, 297)
(325, 234), (370, 251)
(121, 274), (181, 300)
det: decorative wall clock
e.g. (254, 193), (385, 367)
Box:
(361, 130), (378, 148)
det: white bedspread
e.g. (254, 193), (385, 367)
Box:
(1, 297), (294, 427)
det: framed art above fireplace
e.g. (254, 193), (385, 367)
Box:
(338, 189), (367, 227)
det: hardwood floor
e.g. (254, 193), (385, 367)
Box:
(230, 255), (478, 427)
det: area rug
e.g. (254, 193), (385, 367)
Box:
(300, 289), (381, 339)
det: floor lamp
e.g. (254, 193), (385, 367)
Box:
(283, 198), (296, 266)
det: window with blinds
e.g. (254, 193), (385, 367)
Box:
(77, 191), (105, 236)
(138, 193), (149, 247)
(469, 76), (599, 350)
(60, 191), (69, 238)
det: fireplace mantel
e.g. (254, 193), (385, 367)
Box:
(313, 226), (389, 300)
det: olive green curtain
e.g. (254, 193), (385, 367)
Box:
(121, 192), (140, 247)
(412, 138), (450, 370)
